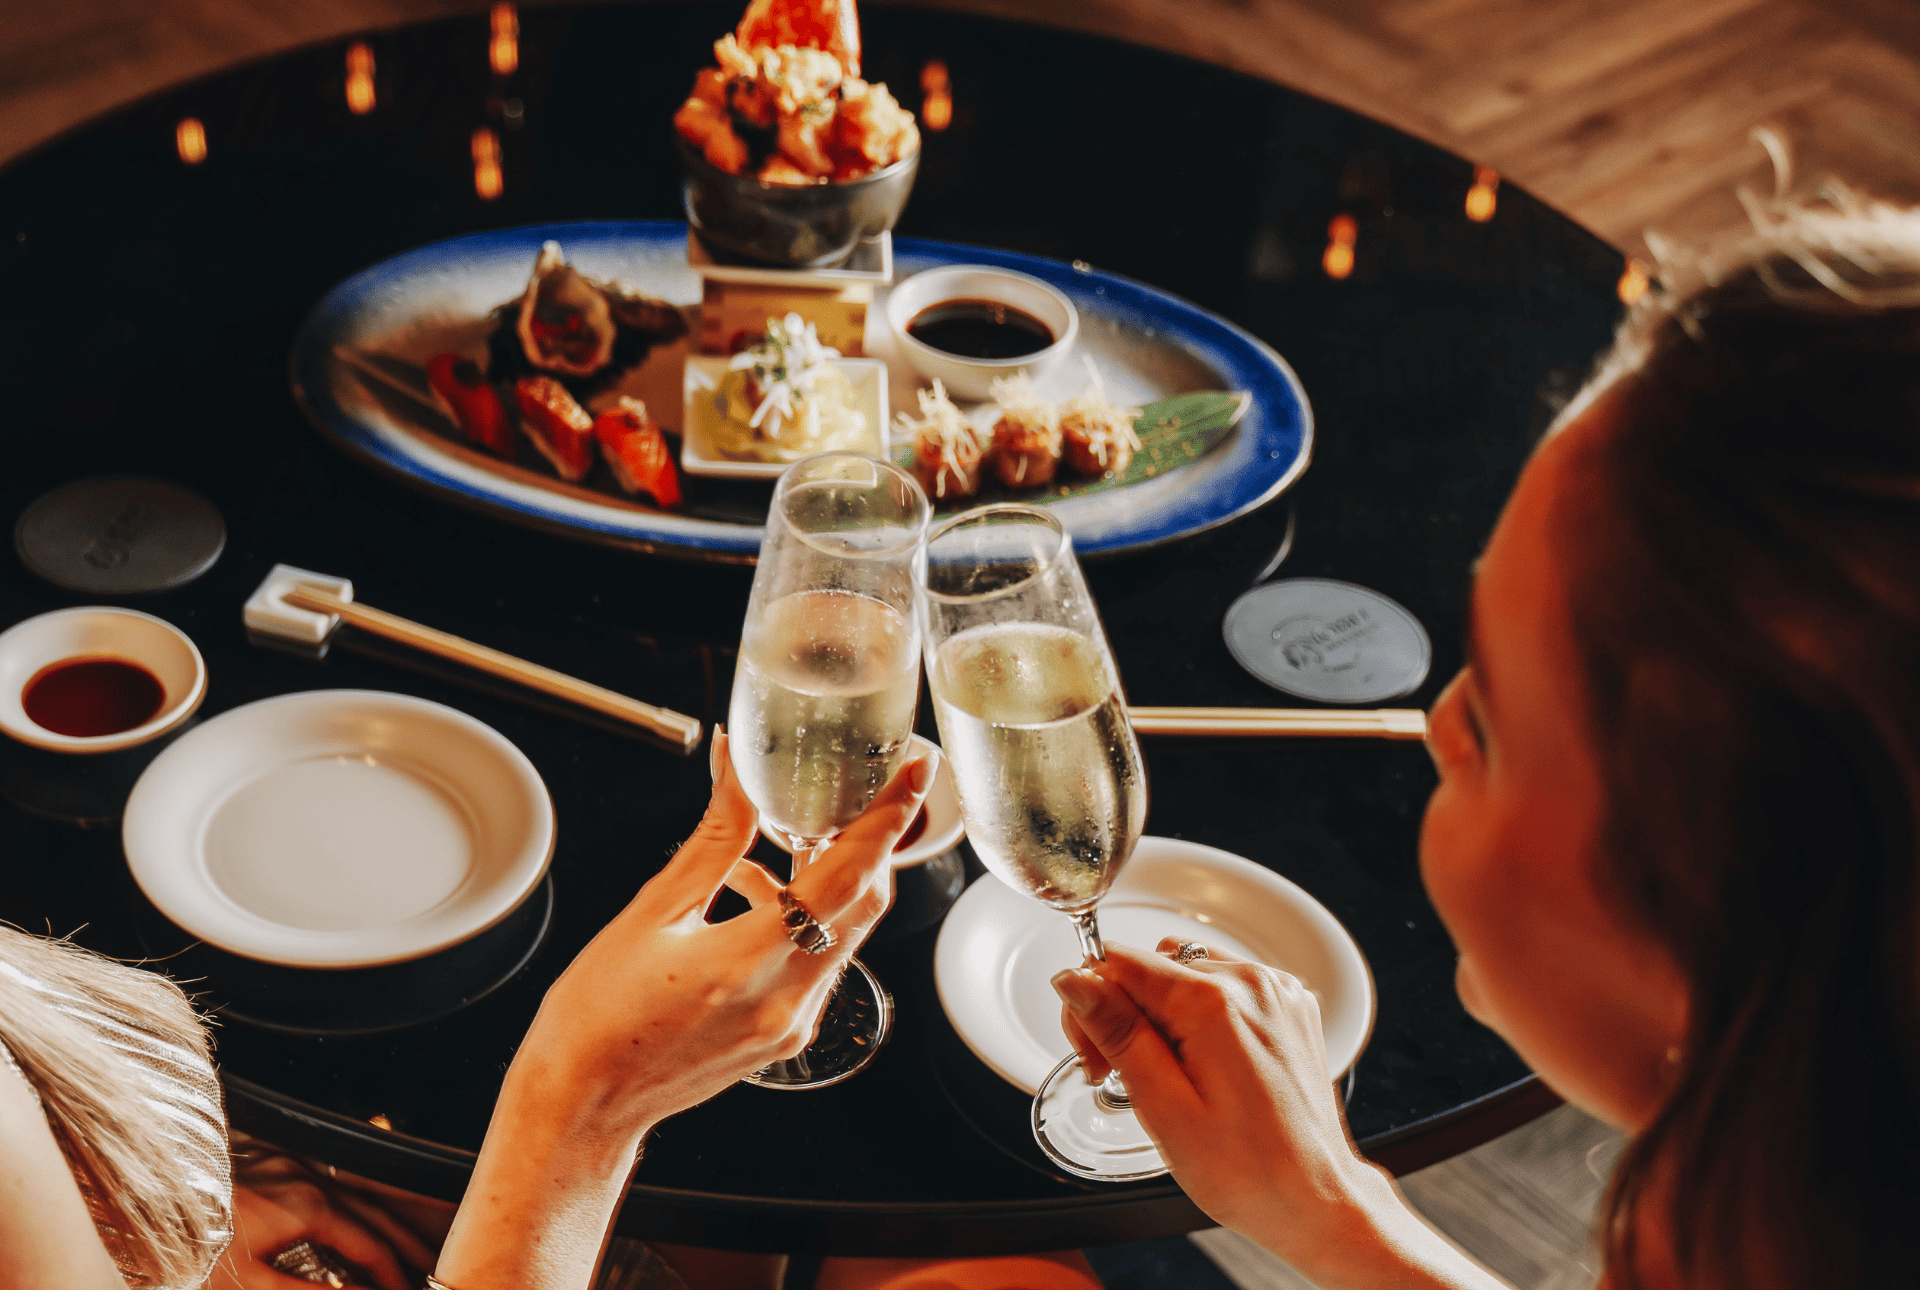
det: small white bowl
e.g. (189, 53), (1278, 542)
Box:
(0, 607), (206, 754)
(757, 734), (964, 869)
(886, 265), (1079, 401)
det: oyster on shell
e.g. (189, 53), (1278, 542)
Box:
(516, 241), (617, 377)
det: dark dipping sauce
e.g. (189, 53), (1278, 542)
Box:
(907, 299), (1053, 359)
(22, 657), (166, 737)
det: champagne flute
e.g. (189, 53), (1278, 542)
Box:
(918, 505), (1160, 1180)
(728, 451), (930, 1089)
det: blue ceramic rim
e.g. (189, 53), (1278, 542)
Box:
(290, 219), (1313, 559)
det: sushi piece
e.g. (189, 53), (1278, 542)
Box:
(425, 352), (515, 457)
(896, 379), (986, 501)
(514, 376), (596, 482)
(986, 374), (1061, 489)
(1059, 363), (1142, 478)
(592, 397), (682, 508)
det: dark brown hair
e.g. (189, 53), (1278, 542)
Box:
(1558, 196), (1920, 1287)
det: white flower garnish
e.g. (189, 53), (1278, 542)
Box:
(729, 312), (840, 439)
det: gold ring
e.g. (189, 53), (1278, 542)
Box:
(1174, 941), (1210, 964)
(778, 888), (837, 955)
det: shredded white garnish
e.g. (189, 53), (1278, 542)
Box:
(988, 372), (1059, 429)
(1060, 358), (1141, 466)
(729, 313), (840, 439)
(895, 380), (986, 499)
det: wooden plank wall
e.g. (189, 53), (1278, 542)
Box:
(2, 0), (1916, 259)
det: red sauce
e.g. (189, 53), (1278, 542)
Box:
(894, 805), (930, 852)
(22, 657), (166, 738)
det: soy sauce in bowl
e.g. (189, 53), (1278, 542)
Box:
(907, 299), (1055, 360)
(23, 657), (166, 737)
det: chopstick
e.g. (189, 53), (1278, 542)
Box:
(283, 586), (704, 748)
(1128, 706), (1427, 740)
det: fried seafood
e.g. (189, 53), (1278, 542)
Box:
(833, 79), (917, 176)
(673, 0), (918, 186)
(1059, 365), (1142, 477)
(736, 0), (861, 75)
(897, 379), (986, 500)
(986, 374), (1062, 489)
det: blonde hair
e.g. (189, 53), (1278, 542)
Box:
(0, 925), (232, 1289)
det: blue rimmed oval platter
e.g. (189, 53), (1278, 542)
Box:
(290, 221), (1311, 562)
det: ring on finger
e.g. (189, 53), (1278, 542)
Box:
(1174, 941), (1210, 964)
(778, 888), (838, 955)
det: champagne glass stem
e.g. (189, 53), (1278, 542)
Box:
(1069, 908), (1132, 1112)
(1070, 908), (1106, 963)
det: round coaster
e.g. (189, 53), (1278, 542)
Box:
(15, 477), (226, 595)
(1223, 577), (1431, 703)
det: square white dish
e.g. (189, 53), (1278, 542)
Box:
(680, 354), (889, 479)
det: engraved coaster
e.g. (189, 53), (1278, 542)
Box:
(1223, 577), (1431, 703)
(15, 477), (226, 595)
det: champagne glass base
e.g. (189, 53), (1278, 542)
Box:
(1031, 1052), (1170, 1181)
(741, 958), (892, 1090)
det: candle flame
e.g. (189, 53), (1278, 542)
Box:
(1618, 261), (1651, 304)
(1465, 166), (1499, 222)
(920, 59), (952, 131)
(473, 128), (504, 200)
(175, 118), (207, 165)
(346, 42), (376, 115)
(1324, 213), (1358, 279)
(490, 4), (519, 76)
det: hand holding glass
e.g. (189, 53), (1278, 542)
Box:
(918, 505), (1160, 1179)
(727, 451), (929, 1089)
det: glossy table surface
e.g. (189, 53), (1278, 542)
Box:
(0, 1), (1621, 1257)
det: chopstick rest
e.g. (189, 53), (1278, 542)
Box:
(243, 563), (703, 748)
(1127, 706), (1426, 740)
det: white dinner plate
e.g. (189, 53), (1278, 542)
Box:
(123, 690), (554, 968)
(935, 836), (1374, 1094)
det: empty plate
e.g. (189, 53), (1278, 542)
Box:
(935, 836), (1374, 1094)
(124, 690), (553, 968)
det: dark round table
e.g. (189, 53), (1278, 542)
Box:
(0, 0), (1623, 1258)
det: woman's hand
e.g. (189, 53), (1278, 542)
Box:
(436, 732), (937, 1290)
(513, 730), (937, 1132)
(210, 1181), (411, 1290)
(1053, 942), (1507, 1290)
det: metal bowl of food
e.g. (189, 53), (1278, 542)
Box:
(678, 134), (919, 269)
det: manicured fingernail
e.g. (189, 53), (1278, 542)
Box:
(1052, 968), (1100, 1016)
(909, 749), (939, 794)
(710, 725), (726, 782)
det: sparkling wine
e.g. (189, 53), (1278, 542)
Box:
(930, 623), (1146, 909)
(730, 589), (920, 842)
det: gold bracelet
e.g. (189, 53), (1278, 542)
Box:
(425, 1278), (457, 1290)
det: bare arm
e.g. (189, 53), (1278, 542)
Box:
(0, 1051), (129, 1290)
(434, 734), (935, 1290)
(1055, 942), (1511, 1290)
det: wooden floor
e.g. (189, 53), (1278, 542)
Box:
(1195, 1105), (1622, 1290)
(3, 0), (1918, 260)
